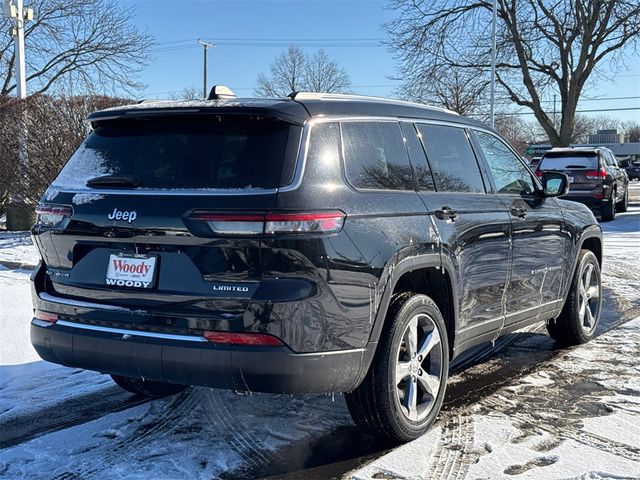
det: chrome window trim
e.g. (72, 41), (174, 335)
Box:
(55, 319), (208, 342)
(280, 116), (481, 194)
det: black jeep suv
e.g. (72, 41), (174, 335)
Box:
(30, 90), (603, 442)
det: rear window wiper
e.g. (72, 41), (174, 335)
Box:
(86, 175), (142, 188)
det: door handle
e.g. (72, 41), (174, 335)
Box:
(435, 206), (459, 221)
(511, 206), (528, 219)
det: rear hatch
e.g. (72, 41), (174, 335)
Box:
(537, 151), (601, 192)
(34, 113), (302, 327)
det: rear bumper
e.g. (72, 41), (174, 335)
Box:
(561, 194), (609, 208)
(30, 319), (366, 394)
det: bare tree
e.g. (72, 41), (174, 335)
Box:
(255, 46), (351, 97)
(0, 95), (131, 217)
(0, 0), (153, 96)
(169, 86), (201, 101)
(386, 0), (640, 146)
(407, 68), (489, 115)
(621, 120), (640, 142)
(303, 49), (351, 93)
(255, 46), (308, 97)
(493, 115), (537, 154)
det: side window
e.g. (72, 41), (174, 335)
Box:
(307, 122), (341, 171)
(473, 131), (535, 195)
(342, 121), (414, 191)
(400, 122), (435, 191)
(416, 124), (485, 193)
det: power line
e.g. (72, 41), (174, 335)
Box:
(468, 107), (640, 117)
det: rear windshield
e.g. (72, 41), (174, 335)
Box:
(538, 153), (599, 170)
(50, 115), (299, 191)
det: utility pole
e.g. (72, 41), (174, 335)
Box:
(489, 0), (497, 128)
(3, 0), (34, 230)
(198, 39), (215, 98)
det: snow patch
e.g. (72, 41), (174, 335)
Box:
(72, 193), (106, 205)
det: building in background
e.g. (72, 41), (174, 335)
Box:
(588, 129), (625, 144)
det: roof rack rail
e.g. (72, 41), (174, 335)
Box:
(288, 91), (459, 115)
(208, 85), (237, 100)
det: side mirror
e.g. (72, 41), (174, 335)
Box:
(541, 171), (569, 197)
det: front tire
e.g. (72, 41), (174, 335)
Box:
(345, 293), (449, 442)
(111, 374), (188, 398)
(547, 250), (602, 346)
(616, 187), (629, 213)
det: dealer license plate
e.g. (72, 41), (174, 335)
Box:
(105, 253), (157, 289)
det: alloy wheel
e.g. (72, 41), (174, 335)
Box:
(578, 263), (600, 334)
(394, 313), (444, 422)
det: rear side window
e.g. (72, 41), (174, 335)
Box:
(539, 153), (598, 170)
(416, 124), (485, 193)
(342, 121), (414, 191)
(51, 115), (299, 191)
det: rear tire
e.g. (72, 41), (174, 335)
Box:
(547, 250), (602, 346)
(616, 187), (629, 213)
(111, 374), (188, 398)
(601, 191), (616, 221)
(345, 293), (449, 442)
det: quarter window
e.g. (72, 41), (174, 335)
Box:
(416, 124), (485, 193)
(474, 131), (535, 195)
(342, 122), (414, 191)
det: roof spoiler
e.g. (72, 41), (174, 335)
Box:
(208, 85), (237, 100)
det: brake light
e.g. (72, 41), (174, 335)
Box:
(535, 169), (544, 178)
(35, 205), (72, 227)
(34, 310), (59, 323)
(585, 169), (607, 180)
(265, 212), (345, 234)
(189, 211), (346, 235)
(203, 331), (284, 346)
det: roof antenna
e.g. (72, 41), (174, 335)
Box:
(207, 85), (237, 100)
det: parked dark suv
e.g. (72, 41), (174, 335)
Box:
(536, 147), (629, 221)
(30, 90), (603, 442)
(626, 160), (640, 181)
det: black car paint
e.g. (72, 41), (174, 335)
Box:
(30, 96), (603, 394)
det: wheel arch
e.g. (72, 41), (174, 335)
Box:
(559, 227), (603, 309)
(366, 254), (459, 361)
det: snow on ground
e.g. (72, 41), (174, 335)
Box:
(600, 206), (640, 304)
(352, 316), (640, 479)
(0, 231), (40, 268)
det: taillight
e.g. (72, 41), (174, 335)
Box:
(264, 212), (345, 234)
(35, 204), (72, 227)
(34, 310), (59, 323)
(535, 169), (544, 178)
(203, 331), (284, 346)
(585, 169), (607, 180)
(189, 211), (346, 235)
